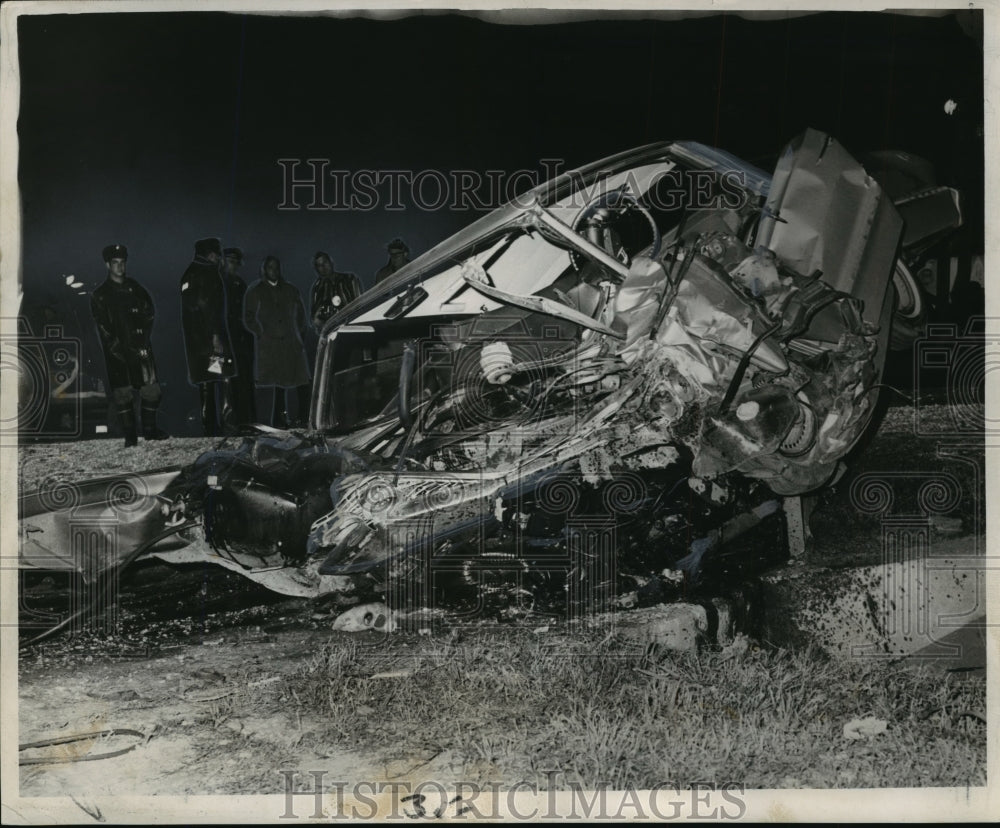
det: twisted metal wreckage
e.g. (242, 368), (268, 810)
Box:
(19, 129), (961, 618)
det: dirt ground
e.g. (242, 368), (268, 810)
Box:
(18, 624), (384, 797)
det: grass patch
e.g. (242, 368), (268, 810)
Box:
(218, 628), (986, 790)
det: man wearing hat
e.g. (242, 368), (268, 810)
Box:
(222, 247), (256, 426)
(180, 237), (236, 435)
(309, 251), (362, 333)
(374, 237), (411, 285)
(91, 244), (168, 446)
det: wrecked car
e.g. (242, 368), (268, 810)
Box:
(18, 129), (962, 617)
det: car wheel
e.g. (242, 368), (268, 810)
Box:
(889, 260), (927, 350)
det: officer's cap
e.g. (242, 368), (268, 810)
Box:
(195, 237), (223, 257)
(102, 244), (128, 263)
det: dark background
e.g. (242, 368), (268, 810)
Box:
(16, 9), (984, 435)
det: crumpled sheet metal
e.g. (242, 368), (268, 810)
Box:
(310, 427), (610, 571)
(319, 250), (885, 576)
(313, 130), (906, 575)
(613, 253), (788, 383)
(19, 469), (182, 576)
(605, 253), (878, 494)
(729, 249), (788, 317)
(611, 255), (668, 347)
(613, 257), (739, 392)
(671, 258), (787, 374)
(150, 539), (348, 598)
(758, 128), (902, 325)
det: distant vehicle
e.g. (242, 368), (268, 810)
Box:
(19, 130), (961, 616)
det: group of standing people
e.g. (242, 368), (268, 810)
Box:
(91, 236), (411, 446)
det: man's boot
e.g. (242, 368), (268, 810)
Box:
(271, 387), (289, 429)
(118, 405), (138, 448)
(199, 383), (218, 436)
(141, 402), (169, 440)
(220, 380), (237, 435)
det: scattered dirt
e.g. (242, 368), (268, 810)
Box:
(805, 403), (984, 566)
(18, 625), (348, 796)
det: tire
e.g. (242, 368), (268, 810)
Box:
(889, 260), (927, 350)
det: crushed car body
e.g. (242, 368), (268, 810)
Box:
(18, 129), (962, 608)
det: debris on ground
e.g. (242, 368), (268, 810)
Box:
(331, 603), (396, 633)
(843, 717), (889, 740)
(602, 603), (709, 653)
(717, 633), (751, 661)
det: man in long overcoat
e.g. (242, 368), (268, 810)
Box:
(91, 244), (168, 446)
(243, 255), (311, 428)
(180, 237), (236, 435)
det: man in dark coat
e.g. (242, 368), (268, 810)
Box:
(91, 244), (168, 446)
(222, 247), (257, 427)
(309, 251), (362, 333)
(243, 255), (311, 428)
(374, 237), (411, 284)
(180, 237), (236, 435)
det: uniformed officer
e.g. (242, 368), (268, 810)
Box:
(91, 244), (168, 446)
(180, 237), (237, 436)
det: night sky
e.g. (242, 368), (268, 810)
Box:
(15, 8), (984, 434)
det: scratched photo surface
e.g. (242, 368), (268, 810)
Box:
(2, 3), (993, 823)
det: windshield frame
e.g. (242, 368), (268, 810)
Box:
(311, 139), (777, 434)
